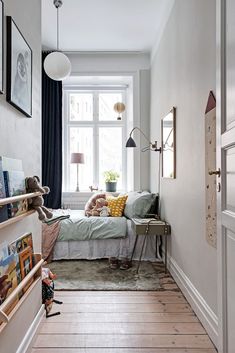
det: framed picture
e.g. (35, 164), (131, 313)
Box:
(6, 16), (32, 117)
(0, 0), (3, 94)
(161, 107), (176, 178)
(19, 246), (33, 293)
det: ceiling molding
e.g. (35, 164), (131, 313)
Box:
(150, 0), (175, 63)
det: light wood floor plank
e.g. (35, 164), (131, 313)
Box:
(57, 303), (192, 313)
(39, 322), (205, 335)
(32, 349), (217, 353)
(42, 312), (199, 323)
(57, 295), (187, 304)
(34, 334), (215, 349)
(54, 290), (181, 296)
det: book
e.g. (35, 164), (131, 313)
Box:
(0, 156), (23, 172)
(3, 170), (28, 218)
(0, 160), (8, 223)
(0, 253), (18, 307)
(132, 218), (166, 225)
(8, 232), (34, 257)
(0, 242), (8, 262)
(8, 233), (34, 297)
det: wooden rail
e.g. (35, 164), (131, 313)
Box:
(0, 257), (44, 323)
(0, 210), (36, 230)
(0, 192), (42, 207)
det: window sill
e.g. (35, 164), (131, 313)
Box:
(62, 191), (122, 197)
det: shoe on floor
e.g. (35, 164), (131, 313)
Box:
(109, 257), (119, 269)
(119, 258), (132, 270)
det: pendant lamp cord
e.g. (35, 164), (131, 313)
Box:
(54, 0), (63, 51)
(57, 6), (59, 50)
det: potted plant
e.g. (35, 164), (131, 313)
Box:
(103, 170), (120, 192)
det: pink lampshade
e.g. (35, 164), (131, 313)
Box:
(70, 153), (85, 164)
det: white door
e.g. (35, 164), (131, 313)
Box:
(217, 0), (235, 352)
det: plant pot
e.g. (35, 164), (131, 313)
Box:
(105, 182), (117, 192)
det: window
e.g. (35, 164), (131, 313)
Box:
(63, 88), (127, 192)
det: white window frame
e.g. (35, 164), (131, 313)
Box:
(63, 86), (127, 192)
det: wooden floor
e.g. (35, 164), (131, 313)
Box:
(31, 290), (217, 353)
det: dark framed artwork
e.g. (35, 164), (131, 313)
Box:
(0, 0), (3, 94)
(6, 16), (32, 117)
(161, 107), (176, 178)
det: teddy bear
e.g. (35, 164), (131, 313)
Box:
(87, 198), (110, 217)
(25, 176), (53, 221)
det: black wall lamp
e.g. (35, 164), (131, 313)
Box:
(126, 127), (162, 153)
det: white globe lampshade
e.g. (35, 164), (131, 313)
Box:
(44, 51), (71, 81)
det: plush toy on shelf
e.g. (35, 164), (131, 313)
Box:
(25, 176), (53, 221)
(87, 197), (110, 217)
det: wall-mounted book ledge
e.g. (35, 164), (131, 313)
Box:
(0, 192), (42, 207)
(0, 192), (43, 230)
(0, 254), (44, 330)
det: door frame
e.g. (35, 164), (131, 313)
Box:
(216, 0), (225, 350)
(216, 0), (235, 352)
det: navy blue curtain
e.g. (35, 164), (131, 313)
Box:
(42, 51), (62, 209)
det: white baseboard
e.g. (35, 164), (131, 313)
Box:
(16, 305), (45, 353)
(168, 255), (218, 347)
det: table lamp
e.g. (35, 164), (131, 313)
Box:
(70, 153), (85, 192)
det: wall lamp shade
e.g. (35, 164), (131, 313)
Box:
(126, 136), (136, 148)
(44, 52), (71, 81)
(126, 127), (161, 153)
(71, 153), (85, 164)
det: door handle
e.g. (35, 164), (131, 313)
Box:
(208, 168), (221, 177)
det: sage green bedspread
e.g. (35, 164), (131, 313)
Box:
(57, 210), (127, 241)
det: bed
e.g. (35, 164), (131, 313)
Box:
(43, 192), (160, 262)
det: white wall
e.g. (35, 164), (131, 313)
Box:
(0, 0), (41, 351)
(67, 52), (151, 192)
(150, 0), (217, 343)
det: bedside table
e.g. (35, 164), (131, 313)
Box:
(131, 218), (171, 273)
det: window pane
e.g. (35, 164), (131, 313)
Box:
(69, 127), (93, 191)
(69, 93), (93, 121)
(99, 92), (123, 121)
(99, 127), (123, 189)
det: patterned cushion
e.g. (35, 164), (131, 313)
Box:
(107, 195), (128, 217)
(85, 193), (106, 216)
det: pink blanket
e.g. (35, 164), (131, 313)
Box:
(42, 221), (61, 262)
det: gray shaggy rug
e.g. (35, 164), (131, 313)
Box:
(48, 259), (163, 291)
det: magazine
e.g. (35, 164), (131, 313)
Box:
(0, 242), (8, 262)
(8, 233), (34, 295)
(0, 253), (18, 307)
(0, 160), (8, 223)
(3, 170), (28, 218)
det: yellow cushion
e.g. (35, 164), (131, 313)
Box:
(107, 195), (128, 217)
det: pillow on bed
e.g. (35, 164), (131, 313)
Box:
(107, 195), (128, 217)
(124, 191), (156, 219)
(85, 193), (106, 216)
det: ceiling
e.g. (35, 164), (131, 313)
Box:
(42, 0), (173, 52)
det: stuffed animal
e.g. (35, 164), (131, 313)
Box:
(87, 198), (110, 217)
(25, 176), (53, 221)
(99, 206), (110, 217)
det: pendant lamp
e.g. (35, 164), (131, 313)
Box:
(44, 0), (71, 81)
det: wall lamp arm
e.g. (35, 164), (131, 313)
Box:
(126, 126), (161, 153)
